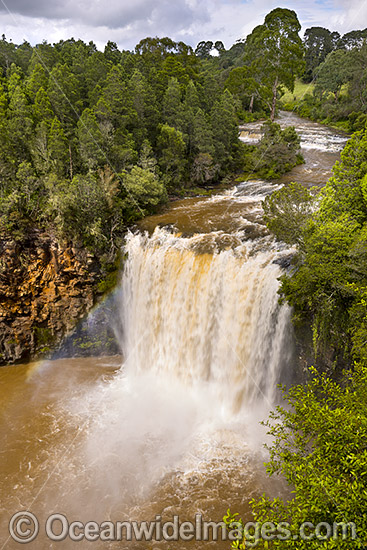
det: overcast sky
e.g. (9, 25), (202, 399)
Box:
(0, 0), (366, 51)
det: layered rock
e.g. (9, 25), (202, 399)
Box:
(0, 233), (102, 365)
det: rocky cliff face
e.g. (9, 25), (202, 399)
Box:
(0, 233), (104, 365)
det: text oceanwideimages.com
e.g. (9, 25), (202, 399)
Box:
(8, 511), (357, 545)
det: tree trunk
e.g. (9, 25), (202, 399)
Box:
(249, 94), (254, 113)
(69, 143), (73, 180)
(271, 76), (278, 122)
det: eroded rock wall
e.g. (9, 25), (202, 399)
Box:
(0, 233), (102, 365)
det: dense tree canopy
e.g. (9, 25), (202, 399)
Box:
(288, 24), (367, 128)
(0, 34), (243, 259)
(4, 13), (367, 262)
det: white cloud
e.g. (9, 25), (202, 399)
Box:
(329, 0), (367, 33)
(0, 0), (366, 51)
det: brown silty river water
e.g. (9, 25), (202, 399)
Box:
(0, 113), (347, 549)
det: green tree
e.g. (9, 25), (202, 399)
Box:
(210, 89), (239, 170)
(28, 41), (60, 73)
(0, 36), (16, 74)
(262, 181), (314, 246)
(195, 41), (213, 59)
(129, 69), (159, 146)
(85, 51), (111, 89)
(31, 121), (52, 174)
(160, 55), (190, 87)
(7, 63), (24, 96)
(314, 49), (353, 101)
(245, 8), (305, 120)
(339, 28), (367, 49)
(344, 43), (367, 112)
(0, 81), (7, 118)
(123, 165), (167, 215)
(45, 172), (112, 251)
(191, 153), (218, 183)
(33, 87), (54, 125)
(303, 26), (340, 82)
(77, 108), (106, 169)
(26, 63), (48, 101)
(8, 83), (33, 157)
(251, 123), (303, 179)
(48, 117), (69, 177)
(224, 65), (265, 113)
(0, 161), (45, 237)
(162, 77), (184, 129)
(48, 63), (81, 130)
(138, 139), (158, 173)
(181, 80), (201, 155)
(104, 41), (121, 65)
(157, 123), (187, 188)
(95, 64), (136, 130)
(191, 108), (215, 156)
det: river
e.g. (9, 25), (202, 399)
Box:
(0, 113), (347, 549)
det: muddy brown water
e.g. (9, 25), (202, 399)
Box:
(0, 113), (347, 549)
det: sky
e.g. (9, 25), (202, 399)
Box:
(0, 0), (366, 51)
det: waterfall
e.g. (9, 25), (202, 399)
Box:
(120, 227), (293, 415)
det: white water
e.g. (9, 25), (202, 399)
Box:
(55, 201), (296, 537)
(121, 228), (293, 414)
(239, 111), (348, 153)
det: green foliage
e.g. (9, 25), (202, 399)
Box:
(264, 125), (367, 364)
(49, 117), (69, 177)
(77, 108), (106, 169)
(228, 365), (367, 549)
(224, 66), (263, 114)
(122, 165), (167, 215)
(0, 15), (312, 267)
(211, 90), (239, 171)
(314, 50), (353, 99)
(157, 123), (187, 187)
(0, 32), (246, 261)
(244, 8), (305, 120)
(45, 172), (111, 250)
(362, 173), (367, 204)
(293, 39), (367, 128)
(241, 122), (303, 180)
(162, 77), (183, 128)
(34, 326), (52, 347)
(263, 182), (314, 245)
(303, 27), (341, 82)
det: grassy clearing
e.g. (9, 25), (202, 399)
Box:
(281, 79), (315, 103)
